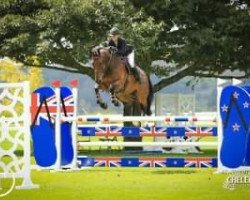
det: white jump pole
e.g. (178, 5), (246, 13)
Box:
(78, 141), (217, 147)
(69, 80), (79, 169)
(64, 115), (217, 123)
(52, 80), (79, 170)
(52, 81), (62, 171)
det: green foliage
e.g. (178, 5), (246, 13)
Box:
(0, 0), (163, 71)
(0, 0), (249, 91)
(131, 0), (250, 75)
(0, 57), (44, 116)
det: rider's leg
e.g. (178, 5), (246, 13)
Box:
(128, 51), (135, 68)
(127, 51), (141, 83)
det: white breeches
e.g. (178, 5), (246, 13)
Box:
(127, 51), (135, 68)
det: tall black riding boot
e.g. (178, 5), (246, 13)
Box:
(131, 67), (141, 83)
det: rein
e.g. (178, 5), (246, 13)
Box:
(104, 49), (129, 93)
(104, 49), (114, 75)
(108, 50), (114, 66)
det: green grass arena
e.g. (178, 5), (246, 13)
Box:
(1, 144), (250, 200)
(2, 165), (250, 200)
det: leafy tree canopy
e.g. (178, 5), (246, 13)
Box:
(0, 0), (249, 91)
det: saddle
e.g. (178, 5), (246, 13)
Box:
(120, 57), (132, 74)
(120, 57), (141, 83)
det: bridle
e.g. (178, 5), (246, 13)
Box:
(92, 47), (115, 77)
(92, 47), (129, 93)
(103, 48), (115, 74)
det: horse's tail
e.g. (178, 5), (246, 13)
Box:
(146, 76), (154, 116)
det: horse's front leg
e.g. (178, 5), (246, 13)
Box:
(95, 83), (108, 109)
(110, 85), (120, 107)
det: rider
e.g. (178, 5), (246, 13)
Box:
(101, 27), (141, 82)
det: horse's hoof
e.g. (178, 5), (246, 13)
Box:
(96, 99), (101, 105)
(113, 101), (120, 107)
(100, 102), (108, 109)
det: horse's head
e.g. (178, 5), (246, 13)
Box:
(91, 47), (111, 84)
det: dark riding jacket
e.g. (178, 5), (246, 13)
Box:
(102, 38), (133, 57)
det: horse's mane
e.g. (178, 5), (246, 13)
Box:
(91, 46), (110, 58)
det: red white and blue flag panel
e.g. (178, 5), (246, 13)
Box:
(77, 157), (217, 168)
(78, 126), (217, 137)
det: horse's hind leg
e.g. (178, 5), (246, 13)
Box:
(95, 84), (108, 109)
(110, 87), (120, 107)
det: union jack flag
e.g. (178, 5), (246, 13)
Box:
(139, 158), (166, 167)
(184, 157), (216, 168)
(77, 157), (217, 168)
(185, 127), (217, 137)
(31, 93), (58, 125)
(94, 157), (121, 167)
(95, 126), (123, 136)
(31, 90), (74, 125)
(61, 93), (75, 117)
(139, 126), (167, 137)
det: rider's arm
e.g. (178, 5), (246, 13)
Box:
(116, 39), (128, 56)
(100, 41), (109, 47)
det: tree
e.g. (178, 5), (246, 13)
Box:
(0, 57), (43, 115)
(0, 57), (44, 90)
(0, 0), (163, 76)
(0, 0), (249, 92)
(130, 0), (250, 91)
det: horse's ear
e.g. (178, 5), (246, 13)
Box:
(90, 46), (101, 58)
(90, 50), (100, 65)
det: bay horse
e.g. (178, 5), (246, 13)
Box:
(91, 46), (153, 116)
